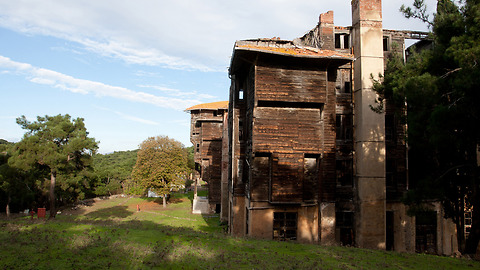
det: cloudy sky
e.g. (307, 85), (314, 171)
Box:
(0, 0), (436, 153)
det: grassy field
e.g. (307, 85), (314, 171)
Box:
(1, 192), (479, 270)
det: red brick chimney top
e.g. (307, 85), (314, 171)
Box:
(319, 10), (334, 24)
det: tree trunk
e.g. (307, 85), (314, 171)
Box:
(49, 170), (56, 219)
(6, 194), (10, 219)
(162, 194), (166, 208)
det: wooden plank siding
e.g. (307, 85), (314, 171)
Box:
(245, 61), (338, 204)
(255, 64), (327, 103)
(188, 110), (225, 206)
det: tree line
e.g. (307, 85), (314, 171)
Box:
(0, 114), (194, 218)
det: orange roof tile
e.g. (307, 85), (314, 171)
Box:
(185, 101), (229, 111)
(236, 44), (353, 59)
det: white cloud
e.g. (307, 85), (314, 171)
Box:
(0, 1), (435, 72)
(0, 55), (202, 110)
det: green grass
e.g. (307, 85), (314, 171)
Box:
(0, 192), (478, 269)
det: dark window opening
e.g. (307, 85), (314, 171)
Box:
(344, 34), (350, 49)
(336, 114), (353, 141)
(383, 37), (390, 51)
(195, 162), (201, 173)
(255, 152), (271, 157)
(336, 212), (354, 246)
(304, 154), (320, 201)
(258, 100), (323, 109)
(335, 34), (350, 49)
(215, 204), (221, 214)
(344, 81), (352, 93)
(336, 159), (353, 186)
(416, 211), (437, 254)
(213, 111), (218, 117)
(196, 143), (200, 153)
(335, 34), (341, 49)
(273, 212), (297, 241)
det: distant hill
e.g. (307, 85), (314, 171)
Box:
(0, 139), (13, 145)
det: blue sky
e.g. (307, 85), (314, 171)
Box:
(0, 0), (435, 153)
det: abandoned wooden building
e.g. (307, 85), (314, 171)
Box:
(223, 0), (458, 255)
(186, 0), (459, 255)
(186, 101), (228, 213)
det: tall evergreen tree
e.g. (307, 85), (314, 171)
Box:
(8, 114), (98, 218)
(374, 0), (480, 254)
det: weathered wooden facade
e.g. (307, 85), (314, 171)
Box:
(186, 101), (228, 213)
(227, 38), (352, 242)
(222, 0), (458, 255)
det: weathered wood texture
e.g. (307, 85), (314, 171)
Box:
(322, 76), (338, 202)
(245, 61), (337, 203)
(201, 139), (223, 204)
(189, 110), (225, 205)
(256, 64), (327, 103)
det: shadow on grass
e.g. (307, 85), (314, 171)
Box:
(1, 212), (479, 270)
(85, 205), (133, 219)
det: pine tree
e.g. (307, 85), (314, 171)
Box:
(375, 0), (480, 254)
(9, 114), (98, 218)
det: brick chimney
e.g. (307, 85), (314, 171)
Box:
(351, 0), (386, 250)
(318, 11), (335, 50)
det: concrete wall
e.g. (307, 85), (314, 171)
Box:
(230, 195), (246, 237)
(434, 202), (458, 255)
(320, 203), (336, 245)
(298, 206), (319, 243)
(247, 204), (319, 243)
(386, 202), (415, 252)
(352, 0), (386, 250)
(248, 206), (274, 239)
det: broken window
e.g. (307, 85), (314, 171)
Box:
(273, 212), (297, 241)
(336, 211), (354, 246)
(335, 33), (350, 49)
(304, 154), (319, 201)
(383, 36), (390, 51)
(415, 211), (437, 254)
(336, 114), (353, 141)
(344, 81), (352, 93)
(336, 159), (353, 186)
